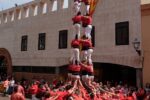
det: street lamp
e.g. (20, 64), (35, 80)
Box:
(133, 38), (143, 87)
(133, 38), (141, 56)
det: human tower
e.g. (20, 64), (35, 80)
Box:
(68, 0), (97, 85)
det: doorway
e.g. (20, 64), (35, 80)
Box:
(94, 63), (136, 86)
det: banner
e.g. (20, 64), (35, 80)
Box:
(89, 0), (99, 16)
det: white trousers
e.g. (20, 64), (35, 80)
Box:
(87, 49), (93, 64)
(73, 23), (81, 38)
(73, 1), (81, 15)
(83, 25), (92, 39)
(82, 50), (88, 61)
(86, 5), (90, 14)
(70, 48), (80, 64)
(82, 75), (89, 82)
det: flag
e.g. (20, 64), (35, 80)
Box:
(89, 0), (99, 16)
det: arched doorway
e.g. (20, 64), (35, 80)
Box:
(0, 48), (12, 77)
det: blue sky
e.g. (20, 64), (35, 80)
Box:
(0, 0), (33, 11)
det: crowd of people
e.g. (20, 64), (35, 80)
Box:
(0, 76), (150, 100)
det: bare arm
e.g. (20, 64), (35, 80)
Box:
(68, 80), (77, 94)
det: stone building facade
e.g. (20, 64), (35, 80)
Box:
(0, 0), (142, 86)
(141, 1), (150, 86)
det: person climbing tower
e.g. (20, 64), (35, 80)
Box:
(81, 13), (92, 39)
(72, 12), (82, 39)
(73, 0), (82, 15)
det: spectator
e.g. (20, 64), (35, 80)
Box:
(10, 85), (25, 100)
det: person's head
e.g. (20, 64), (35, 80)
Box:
(84, 13), (90, 16)
(65, 85), (73, 90)
(81, 35), (87, 39)
(75, 89), (80, 95)
(74, 34), (79, 40)
(77, 11), (81, 16)
(82, 60), (87, 64)
(44, 91), (51, 99)
(90, 92), (95, 99)
(66, 95), (74, 100)
(13, 85), (19, 93)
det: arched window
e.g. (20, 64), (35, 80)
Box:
(3, 13), (7, 23)
(33, 5), (38, 16)
(42, 3), (47, 14)
(63, 0), (68, 9)
(52, 0), (57, 11)
(16, 9), (22, 20)
(25, 7), (29, 18)
(0, 16), (1, 24)
(11, 12), (15, 21)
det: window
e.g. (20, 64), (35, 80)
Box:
(32, 67), (55, 74)
(59, 30), (68, 49)
(16, 9), (22, 20)
(115, 21), (129, 45)
(24, 7), (29, 18)
(42, 3), (47, 14)
(13, 66), (56, 74)
(0, 16), (1, 24)
(52, 0), (57, 11)
(21, 35), (28, 51)
(13, 66), (31, 72)
(9, 11), (14, 21)
(63, 0), (68, 9)
(91, 26), (95, 47)
(38, 33), (46, 50)
(33, 5), (38, 16)
(3, 13), (7, 23)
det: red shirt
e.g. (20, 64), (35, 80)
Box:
(71, 39), (80, 48)
(37, 87), (46, 96)
(72, 94), (84, 100)
(80, 39), (92, 48)
(11, 93), (25, 100)
(28, 84), (38, 94)
(68, 64), (81, 72)
(79, 87), (88, 98)
(49, 90), (56, 96)
(81, 15), (92, 25)
(72, 15), (82, 24)
(127, 96), (134, 100)
(56, 91), (69, 100)
(18, 85), (25, 95)
(81, 64), (93, 73)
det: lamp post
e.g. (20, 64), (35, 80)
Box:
(132, 38), (143, 87)
(133, 38), (141, 56)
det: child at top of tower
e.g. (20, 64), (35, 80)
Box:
(73, 0), (82, 15)
(81, 0), (91, 14)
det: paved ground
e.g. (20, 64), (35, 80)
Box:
(0, 94), (30, 100)
(0, 96), (9, 100)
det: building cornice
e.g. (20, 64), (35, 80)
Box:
(141, 4), (150, 16)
